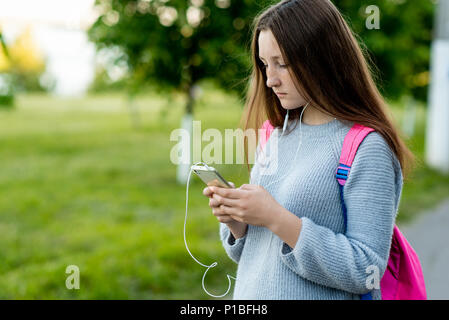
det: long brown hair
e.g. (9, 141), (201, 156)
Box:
(240, 0), (415, 180)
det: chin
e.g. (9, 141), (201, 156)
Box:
(282, 105), (302, 110)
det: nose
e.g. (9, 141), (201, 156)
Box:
(266, 67), (281, 88)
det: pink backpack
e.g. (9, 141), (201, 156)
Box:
(260, 120), (427, 300)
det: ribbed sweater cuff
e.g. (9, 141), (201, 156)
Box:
(279, 216), (313, 274)
(220, 224), (247, 264)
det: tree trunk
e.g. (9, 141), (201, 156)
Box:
(126, 92), (141, 130)
(176, 84), (196, 185)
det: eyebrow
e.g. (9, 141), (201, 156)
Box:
(258, 55), (282, 61)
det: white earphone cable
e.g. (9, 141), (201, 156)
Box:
(184, 162), (236, 298)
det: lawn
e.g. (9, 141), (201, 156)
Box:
(0, 87), (447, 299)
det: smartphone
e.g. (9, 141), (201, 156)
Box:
(192, 165), (233, 189)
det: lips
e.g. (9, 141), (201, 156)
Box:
(275, 92), (287, 98)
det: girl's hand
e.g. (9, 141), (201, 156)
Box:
(207, 184), (284, 228)
(203, 182), (237, 223)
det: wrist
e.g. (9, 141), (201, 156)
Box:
(226, 220), (248, 239)
(268, 205), (289, 233)
(269, 208), (302, 249)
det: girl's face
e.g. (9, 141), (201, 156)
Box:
(258, 29), (307, 110)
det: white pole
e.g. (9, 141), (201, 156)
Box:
(426, 0), (449, 174)
(176, 113), (193, 185)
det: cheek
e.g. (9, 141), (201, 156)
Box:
(294, 92), (306, 103)
(287, 79), (306, 102)
(284, 75), (299, 93)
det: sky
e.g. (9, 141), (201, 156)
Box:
(0, 0), (99, 96)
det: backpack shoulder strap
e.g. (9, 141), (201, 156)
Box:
(335, 123), (375, 232)
(260, 120), (275, 150)
(336, 123), (375, 186)
(335, 123), (375, 300)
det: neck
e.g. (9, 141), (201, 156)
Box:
(301, 105), (335, 125)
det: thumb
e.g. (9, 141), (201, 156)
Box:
(228, 181), (235, 188)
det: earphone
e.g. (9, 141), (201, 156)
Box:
(183, 102), (310, 298)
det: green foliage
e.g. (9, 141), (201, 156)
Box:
(0, 95), (14, 108)
(88, 0), (276, 98)
(88, 66), (130, 93)
(10, 71), (47, 93)
(88, 0), (435, 103)
(0, 33), (14, 108)
(334, 0), (434, 102)
(0, 74), (15, 108)
(0, 27), (48, 93)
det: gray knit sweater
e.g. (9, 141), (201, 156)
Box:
(219, 118), (403, 300)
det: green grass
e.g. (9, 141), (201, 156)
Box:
(0, 88), (447, 299)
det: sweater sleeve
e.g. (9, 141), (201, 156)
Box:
(279, 132), (403, 294)
(219, 223), (247, 264)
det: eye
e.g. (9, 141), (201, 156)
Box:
(265, 63), (288, 68)
(259, 62), (289, 71)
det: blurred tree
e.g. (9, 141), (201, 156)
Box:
(0, 33), (11, 70)
(9, 27), (45, 74)
(0, 30), (14, 108)
(88, 45), (130, 93)
(88, 0), (435, 104)
(0, 26), (47, 93)
(88, 0), (274, 105)
(8, 26), (46, 92)
(89, 65), (130, 93)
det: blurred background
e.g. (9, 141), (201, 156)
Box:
(0, 0), (448, 299)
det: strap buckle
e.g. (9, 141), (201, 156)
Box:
(336, 164), (351, 186)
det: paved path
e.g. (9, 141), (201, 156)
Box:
(398, 198), (449, 300)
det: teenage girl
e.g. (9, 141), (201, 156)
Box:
(203, 0), (414, 300)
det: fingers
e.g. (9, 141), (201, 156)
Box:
(213, 193), (241, 208)
(203, 186), (213, 198)
(209, 197), (220, 208)
(206, 185), (239, 209)
(204, 181), (241, 225)
(211, 204), (235, 216)
(215, 214), (235, 224)
(209, 186), (244, 199)
(212, 204), (238, 222)
(203, 181), (236, 198)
